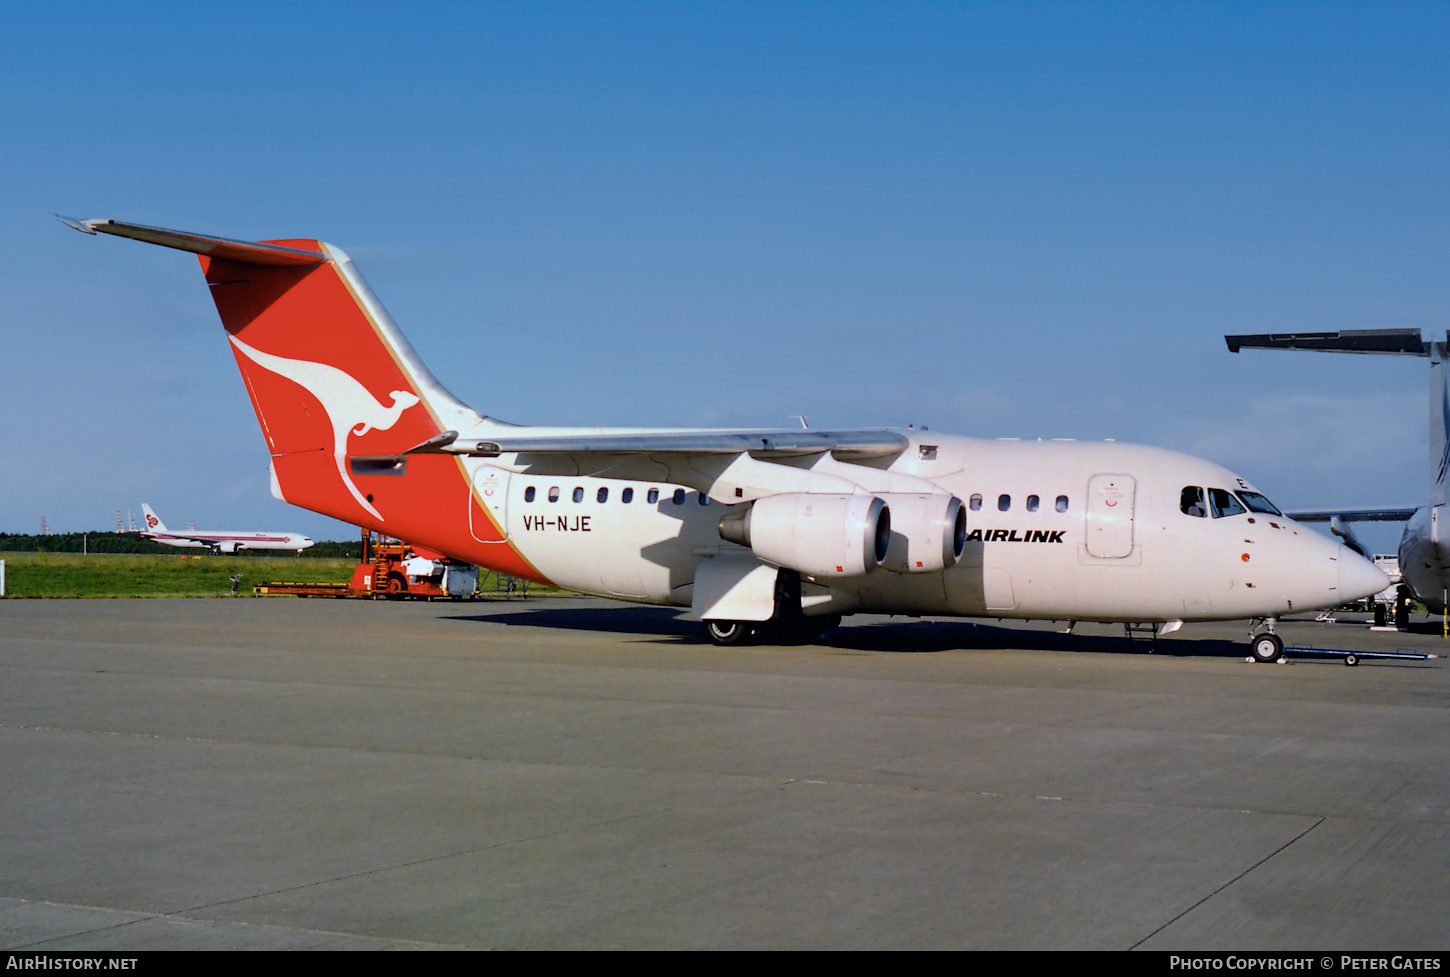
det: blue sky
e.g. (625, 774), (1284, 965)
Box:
(3, 2), (1447, 553)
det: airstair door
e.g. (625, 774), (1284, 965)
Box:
(470, 466), (509, 542)
(1086, 473), (1136, 558)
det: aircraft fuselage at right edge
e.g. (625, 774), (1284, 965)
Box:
(1397, 504), (1450, 612)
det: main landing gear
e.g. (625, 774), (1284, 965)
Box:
(703, 620), (757, 646)
(701, 614), (843, 646)
(1248, 618), (1284, 663)
(700, 569), (842, 646)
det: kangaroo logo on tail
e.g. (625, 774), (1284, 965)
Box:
(228, 335), (421, 520)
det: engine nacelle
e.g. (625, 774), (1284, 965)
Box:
(719, 493), (889, 578)
(877, 493), (967, 574)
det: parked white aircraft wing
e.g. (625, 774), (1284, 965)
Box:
(1287, 507), (1420, 522)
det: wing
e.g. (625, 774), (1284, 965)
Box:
(1288, 507), (1420, 523)
(1225, 330), (1433, 356)
(460, 429), (908, 460)
(397, 427), (934, 502)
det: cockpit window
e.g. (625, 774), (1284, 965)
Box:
(1208, 488), (1246, 518)
(1180, 486), (1207, 518)
(1236, 491), (1282, 516)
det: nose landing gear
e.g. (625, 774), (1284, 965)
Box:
(1250, 631), (1285, 663)
(1248, 617), (1285, 663)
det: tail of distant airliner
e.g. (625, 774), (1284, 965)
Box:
(58, 217), (539, 579)
(140, 503), (166, 534)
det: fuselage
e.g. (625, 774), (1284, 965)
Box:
(1397, 505), (1450, 613)
(66, 217), (1388, 630)
(145, 531), (314, 553)
(450, 432), (1385, 623)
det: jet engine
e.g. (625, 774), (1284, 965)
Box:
(877, 493), (967, 573)
(718, 493), (889, 578)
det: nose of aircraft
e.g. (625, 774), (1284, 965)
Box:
(1339, 546), (1391, 603)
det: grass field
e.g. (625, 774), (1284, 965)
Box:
(0, 551), (552, 599)
(0, 552), (359, 598)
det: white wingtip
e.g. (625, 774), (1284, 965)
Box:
(53, 214), (101, 234)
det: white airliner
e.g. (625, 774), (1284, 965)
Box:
(139, 502), (314, 554)
(60, 217), (1388, 661)
(1227, 328), (1449, 614)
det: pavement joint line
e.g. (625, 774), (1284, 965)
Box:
(6, 897), (470, 950)
(14, 721), (1427, 824)
(1126, 815), (1326, 950)
(2, 660), (981, 714)
(0, 722), (799, 783)
(153, 800), (736, 923)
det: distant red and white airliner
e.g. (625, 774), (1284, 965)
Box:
(140, 503), (314, 554)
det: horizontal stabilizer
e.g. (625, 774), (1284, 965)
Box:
(1225, 329), (1433, 357)
(54, 216), (328, 266)
(1288, 507), (1419, 523)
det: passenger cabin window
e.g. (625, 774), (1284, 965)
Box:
(1055, 495), (1069, 513)
(524, 486), (535, 503)
(622, 487), (634, 504)
(919, 445), (938, 460)
(597, 487), (609, 503)
(1026, 495), (1040, 512)
(672, 488), (686, 505)
(548, 486), (560, 503)
(1180, 486), (1207, 518)
(1237, 490), (1282, 516)
(969, 494), (982, 511)
(698, 492), (710, 505)
(648, 488), (660, 504)
(1208, 488), (1246, 518)
(572, 487), (585, 503)
(998, 494), (1011, 512)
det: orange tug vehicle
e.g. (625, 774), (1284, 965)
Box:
(255, 531), (479, 600)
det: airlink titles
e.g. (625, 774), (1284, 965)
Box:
(966, 529), (1065, 543)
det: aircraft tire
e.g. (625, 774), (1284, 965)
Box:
(1250, 632), (1284, 664)
(703, 620), (755, 646)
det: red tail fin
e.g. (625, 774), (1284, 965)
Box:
(62, 218), (544, 582)
(203, 243), (443, 523)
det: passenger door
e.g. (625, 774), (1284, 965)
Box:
(1086, 474), (1136, 558)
